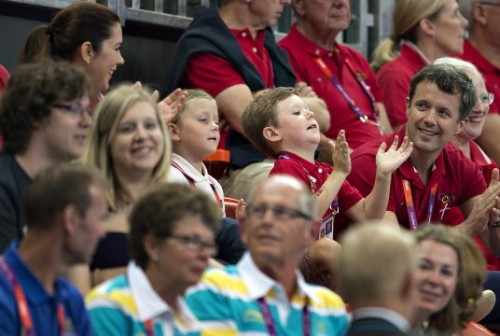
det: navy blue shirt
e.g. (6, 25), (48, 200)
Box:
(0, 242), (93, 335)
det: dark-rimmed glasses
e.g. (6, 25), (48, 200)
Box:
(247, 203), (313, 221)
(167, 234), (217, 256)
(52, 102), (94, 118)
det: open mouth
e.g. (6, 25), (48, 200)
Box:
(418, 127), (439, 137)
(307, 124), (317, 130)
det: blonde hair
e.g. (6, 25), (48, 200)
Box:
(80, 85), (171, 211)
(171, 89), (215, 126)
(371, 0), (447, 72)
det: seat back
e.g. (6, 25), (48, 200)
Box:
(203, 149), (230, 180)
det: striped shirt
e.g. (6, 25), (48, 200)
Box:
(86, 262), (200, 336)
(186, 252), (348, 335)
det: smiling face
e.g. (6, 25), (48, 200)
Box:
(430, 0), (468, 56)
(415, 240), (458, 318)
(110, 100), (164, 178)
(169, 97), (220, 163)
(39, 94), (92, 162)
(458, 70), (489, 141)
(405, 81), (463, 155)
(86, 23), (124, 93)
(271, 94), (320, 156)
(294, 0), (351, 37)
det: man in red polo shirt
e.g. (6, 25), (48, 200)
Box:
(279, 0), (392, 158)
(337, 63), (500, 256)
(166, 0), (330, 200)
(458, 0), (500, 168)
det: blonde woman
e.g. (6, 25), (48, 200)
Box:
(372, 0), (468, 130)
(71, 85), (171, 293)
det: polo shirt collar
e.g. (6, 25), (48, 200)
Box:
(3, 241), (65, 305)
(127, 261), (197, 325)
(397, 127), (445, 183)
(236, 252), (315, 301)
(401, 42), (430, 66)
(464, 40), (499, 73)
(288, 24), (345, 61)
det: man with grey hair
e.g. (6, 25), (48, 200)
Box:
(336, 63), (500, 258)
(458, 0), (500, 168)
(339, 222), (417, 335)
(185, 174), (349, 335)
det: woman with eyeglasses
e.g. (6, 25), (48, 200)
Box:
(86, 183), (221, 335)
(433, 57), (500, 270)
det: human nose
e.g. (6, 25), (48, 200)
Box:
(306, 109), (315, 120)
(117, 52), (125, 65)
(423, 109), (437, 125)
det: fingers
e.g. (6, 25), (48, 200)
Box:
(151, 90), (160, 102)
(377, 141), (387, 154)
(389, 135), (399, 150)
(490, 168), (499, 186)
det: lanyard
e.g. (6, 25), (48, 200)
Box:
(402, 180), (438, 230)
(0, 260), (67, 336)
(314, 57), (384, 134)
(257, 296), (310, 336)
(171, 162), (222, 207)
(144, 319), (154, 336)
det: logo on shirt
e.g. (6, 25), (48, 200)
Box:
(438, 193), (456, 220)
(243, 309), (264, 324)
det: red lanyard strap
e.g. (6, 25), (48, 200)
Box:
(402, 180), (438, 230)
(0, 260), (35, 336)
(144, 319), (154, 336)
(0, 260), (67, 336)
(257, 296), (310, 336)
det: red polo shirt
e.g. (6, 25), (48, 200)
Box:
(279, 24), (383, 149)
(376, 43), (428, 128)
(459, 40), (500, 116)
(270, 151), (363, 219)
(446, 141), (500, 270)
(181, 28), (273, 149)
(335, 128), (486, 237)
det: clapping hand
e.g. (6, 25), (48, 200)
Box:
(375, 135), (413, 176)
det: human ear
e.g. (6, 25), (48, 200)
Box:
(167, 123), (181, 142)
(263, 126), (282, 143)
(80, 41), (94, 64)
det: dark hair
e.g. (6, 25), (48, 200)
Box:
(408, 63), (476, 122)
(0, 60), (91, 154)
(241, 87), (296, 157)
(24, 163), (106, 230)
(18, 2), (120, 64)
(129, 183), (221, 269)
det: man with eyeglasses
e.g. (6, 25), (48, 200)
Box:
(0, 60), (92, 253)
(458, 0), (500, 169)
(186, 174), (349, 335)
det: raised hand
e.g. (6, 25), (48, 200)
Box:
(294, 81), (317, 98)
(330, 130), (351, 176)
(375, 135), (413, 176)
(467, 169), (500, 235)
(157, 88), (187, 124)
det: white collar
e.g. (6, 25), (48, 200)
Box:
(171, 153), (209, 181)
(351, 307), (411, 332)
(236, 252), (316, 301)
(127, 261), (197, 325)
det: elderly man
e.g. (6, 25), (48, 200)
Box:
(338, 222), (417, 336)
(279, 0), (392, 161)
(458, 0), (500, 167)
(185, 174), (348, 335)
(0, 163), (107, 335)
(0, 60), (92, 252)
